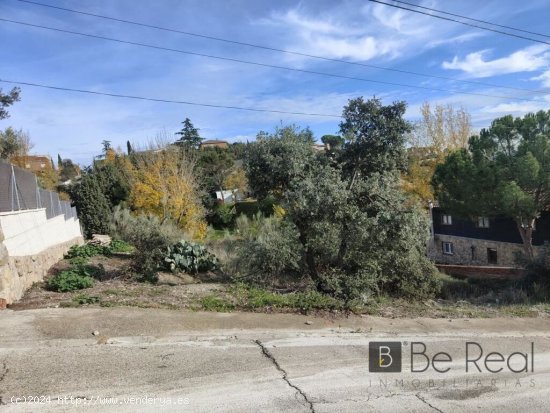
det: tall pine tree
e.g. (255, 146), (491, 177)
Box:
(174, 118), (203, 149)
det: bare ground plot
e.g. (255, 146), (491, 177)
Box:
(8, 254), (550, 319)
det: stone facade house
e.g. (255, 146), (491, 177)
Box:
(430, 206), (550, 267)
(200, 140), (229, 150)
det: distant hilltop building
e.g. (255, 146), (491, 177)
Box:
(200, 140), (229, 150)
(10, 155), (53, 173)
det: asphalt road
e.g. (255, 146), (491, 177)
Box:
(0, 308), (549, 412)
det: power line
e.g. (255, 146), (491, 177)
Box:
(12, 0), (550, 95)
(391, 0), (550, 39)
(367, 0), (550, 46)
(0, 78), (342, 118)
(1, 17), (547, 104)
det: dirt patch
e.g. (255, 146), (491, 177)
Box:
(10, 254), (226, 311)
(8, 255), (550, 319)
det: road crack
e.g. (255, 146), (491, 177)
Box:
(416, 393), (444, 413)
(0, 361), (8, 383)
(0, 361), (9, 405)
(254, 340), (315, 413)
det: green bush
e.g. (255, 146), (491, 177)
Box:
(108, 239), (134, 253)
(64, 244), (110, 259)
(72, 294), (101, 304)
(235, 200), (260, 218)
(68, 174), (112, 239)
(68, 256), (88, 267)
(163, 240), (219, 274)
(318, 266), (380, 303)
(109, 207), (183, 281)
(287, 290), (342, 312)
(230, 284), (343, 312)
(521, 242), (550, 299)
(77, 263), (105, 279)
(232, 215), (303, 282)
(201, 295), (235, 312)
(210, 203), (236, 229)
(47, 270), (95, 292)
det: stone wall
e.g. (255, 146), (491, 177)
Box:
(436, 264), (526, 280)
(0, 209), (84, 304)
(429, 234), (540, 267)
(0, 237), (83, 304)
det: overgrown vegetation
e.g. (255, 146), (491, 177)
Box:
(47, 269), (95, 292)
(238, 98), (441, 302)
(200, 284), (345, 313)
(24, 98), (549, 312)
(163, 240), (219, 274)
(110, 207), (184, 281)
(65, 243), (110, 259)
(64, 239), (133, 259)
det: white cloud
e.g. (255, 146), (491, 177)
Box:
(370, 4), (428, 37)
(442, 45), (550, 78)
(304, 35), (399, 61)
(271, 9), (363, 37)
(531, 70), (550, 87)
(258, 3), (441, 62)
(480, 98), (550, 115)
(427, 31), (486, 48)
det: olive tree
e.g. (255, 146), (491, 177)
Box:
(243, 99), (440, 300)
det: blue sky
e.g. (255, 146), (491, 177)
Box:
(1, 0), (550, 164)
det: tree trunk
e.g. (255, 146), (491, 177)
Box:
(516, 219), (535, 261)
(297, 226), (320, 287)
(336, 222), (349, 265)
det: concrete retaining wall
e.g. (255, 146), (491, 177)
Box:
(0, 209), (82, 256)
(0, 208), (83, 304)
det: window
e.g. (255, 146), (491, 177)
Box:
(441, 215), (452, 225)
(442, 242), (454, 255)
(487, 248), (498, 264)
(477, 217), (490, 228)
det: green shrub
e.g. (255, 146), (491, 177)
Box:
(77, 263), (105, 279)
(163, 240), (219, 274)
(201, 295), (235, 312)
(68, 256), (88, 267)
(47, 270), (95, 292)
(287, 290), (342, 312)
(64, 244), (110, 259)
(68, 174), (112, 239)
(318, 266), (380, 303)
(232, 215), (302, 281)
(109, 207), (184, 281)
(108, 239), (134, 253)
(72, 294), (101, 304)
(235, 200), (260, 218)
(210, 203), (236, 229)
(230, 284), (343, 312)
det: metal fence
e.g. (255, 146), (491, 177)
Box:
(0, 161), (77, 220)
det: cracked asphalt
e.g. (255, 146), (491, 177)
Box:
(1, 308), (549, 412)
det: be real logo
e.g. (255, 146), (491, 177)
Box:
(368, 341), (535, 373)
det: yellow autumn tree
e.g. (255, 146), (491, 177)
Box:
(130, 147), (207, 239)
(403, 102), (472, 206)
(223, 165), (248, 199)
